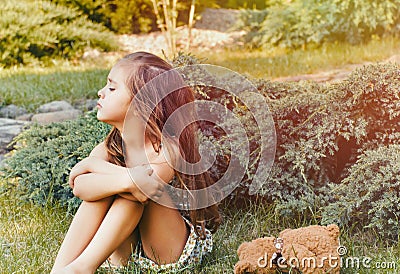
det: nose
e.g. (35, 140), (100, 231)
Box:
(98, 87), (105, 98)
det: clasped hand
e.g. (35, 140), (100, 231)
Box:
(123, 164), (165, 204)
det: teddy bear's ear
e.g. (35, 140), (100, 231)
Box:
(237, 242), (249, 257)
(279, 228), (292, 236)
(326, 224), (340, 238)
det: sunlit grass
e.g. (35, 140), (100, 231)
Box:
(192, 35), (400, 79)
(0, 68), (108, 112)
(1, 181), (399, 274)
(0, 181), (71, 273)
(0, 55), (122, 112)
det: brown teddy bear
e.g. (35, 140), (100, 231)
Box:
(234, 224), (340, 274)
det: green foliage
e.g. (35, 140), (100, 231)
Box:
(52, 0), (158, 34)
(50, 0), (113, 30)
(0, 0), (118, 67)
(215, 0), (277, 9)
(259, 62), (400, 237)
(322, 145), (400, 238)
(238, 0), (400, 49)
(51, 0), (219, 34)
(234, 9), (269, 49)
(1, 110), (111, 211)
(108, 0), (156, 34)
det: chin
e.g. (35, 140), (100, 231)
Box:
(96, 112), (103, 121)
(97, 117), (116, 128)
(96, 113), (108, 123)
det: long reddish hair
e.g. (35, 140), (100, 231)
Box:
(104, 52), (221, 237)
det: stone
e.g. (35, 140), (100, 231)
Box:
(15, 113), (34, 121)
(31, 109), (82, 124)
(37, 100), (74, 113)
(0, 154), (5, 169)
(83, 49), (101, 59)
(0, 104), (27, 119)
(194, 8), (240, 32)
(0, 118), (30, 154)
(74, 99), (98, 111)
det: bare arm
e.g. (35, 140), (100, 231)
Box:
(68, 142), (126, 187)
(70, 142), (132, 201)
(72, 172), (132, 202)
(71, 142), (172, 203)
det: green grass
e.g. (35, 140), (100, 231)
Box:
(0, 55), (122, 112)
(193, 35), (400, 79)
(1, 182), (399, 273)
(0, 64), (110, 113)
(0, 184), (71, 273)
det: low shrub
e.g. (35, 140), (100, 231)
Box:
(1, 110), (110, 211)
(51, 0), (157, 34)
(1, 0), (118, 67)
(260, 62), (400, 237)
(322, 144), (400, 238)
(237, 0), (400, 49)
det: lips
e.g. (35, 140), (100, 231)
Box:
(96, 102), (102, 108)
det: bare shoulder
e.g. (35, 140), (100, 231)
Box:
(89, 141), (108, 160)
(150, 141), (179, 184)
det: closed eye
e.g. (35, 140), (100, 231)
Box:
(109, 87), (115, 91)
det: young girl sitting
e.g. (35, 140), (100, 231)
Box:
(51, 52), (221, 274)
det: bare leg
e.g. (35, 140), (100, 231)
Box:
(139, 201), (189, 265)
(63, 197), (144, 273)
(107, 227), (140, 266)
(51, 197), (114, 273)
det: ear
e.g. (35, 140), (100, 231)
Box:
(326, 224), (340, 238)
(237, 241), (249, 257)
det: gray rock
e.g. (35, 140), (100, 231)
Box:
(37, 100), (74, 113)
(74, 99), (98, 111)
(0, 154), (5, 168)
(0, 104), (27, 119)
(83, 49), (101, 59)
(194, 8), (240, 32)
(15, 113), (34, 121)
(31, 109), (82, 124)
(0, 118), (30, 154)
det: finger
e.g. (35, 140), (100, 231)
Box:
(142, 200), (149, 206)
(137, 195), (147, 203)
(68, 178), (74, 189)
(137, 193), (149, 203)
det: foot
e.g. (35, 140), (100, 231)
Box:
(99, 257), (126, 269)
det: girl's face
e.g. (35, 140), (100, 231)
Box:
(96, 64), (132, 128)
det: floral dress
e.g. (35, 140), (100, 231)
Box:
(131, 216), (213, 273)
